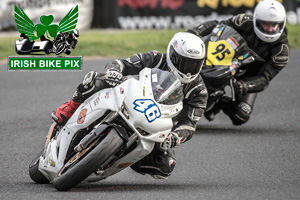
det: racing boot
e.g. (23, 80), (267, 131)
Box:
(52, 71), (99, 125)
(130, 143), (176, 179)
(52, 98), (81, 125)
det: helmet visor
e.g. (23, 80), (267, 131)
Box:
(256, 19), (284, 35)
(169, 45), (204, 76)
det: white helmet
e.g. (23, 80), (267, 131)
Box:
(253, 0), (286, 43)
(167, 32), (205, 84)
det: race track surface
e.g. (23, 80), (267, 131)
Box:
(1, 50), (300, 200)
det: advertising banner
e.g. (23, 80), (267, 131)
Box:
(94, 0), (300, 29)
(0, 0), (93, 31)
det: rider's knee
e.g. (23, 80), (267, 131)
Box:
(222, 100), (252, 125)
(130, 146), (176, 178)
(73, 71), (102, 102)
(232, 102), (252, 125)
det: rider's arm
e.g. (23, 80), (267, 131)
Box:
(172, 77), (208, 143)
(242, 40), (289, 93)
(186, 20), (218, 37)
(113, 50), (164, 76)
(223, 14), (290, 92)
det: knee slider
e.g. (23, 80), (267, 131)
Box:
(81, 71), (98, 95)
(233, 102), (252, 125)
(73, 71), (98, 102)
(83, 71), (98, 87)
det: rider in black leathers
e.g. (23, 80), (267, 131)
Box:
(187, 0), (289, 125)
(52, 32), (208, 179)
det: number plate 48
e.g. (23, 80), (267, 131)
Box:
(133, 99), (161, 123)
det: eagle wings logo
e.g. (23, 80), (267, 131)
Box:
(14, 5), (78, 41)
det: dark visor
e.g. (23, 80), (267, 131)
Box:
(169, 45), (204, 76)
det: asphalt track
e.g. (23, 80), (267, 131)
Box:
(0, 50), (299, 200)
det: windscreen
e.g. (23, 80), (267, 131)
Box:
(151, 68), (183, 105)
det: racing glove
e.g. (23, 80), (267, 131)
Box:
(104, 61), (124, 86)
(161, 132), (183, 149)
(233, 80), (248, 97)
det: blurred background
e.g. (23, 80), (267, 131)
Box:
(0, 0), (299, 60)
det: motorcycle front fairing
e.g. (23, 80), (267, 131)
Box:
(38, 85), (127, 181)
(85, 68), (183, 181)
(201, 24), (251, 89)
(200, 24), (253, 111)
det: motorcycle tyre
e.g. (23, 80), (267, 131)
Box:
(29, 149), (50, 184)
(53, 128), (124, 191)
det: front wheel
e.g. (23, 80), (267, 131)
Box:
(53, 128), (125, 191)
(29, 149), (50, 184)
(55, 43), (66, 55)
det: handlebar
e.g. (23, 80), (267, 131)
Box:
(241, 56), (255, 65)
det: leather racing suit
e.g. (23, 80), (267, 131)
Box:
(74, 50), (208, 178)
(187, 14), (289, 125)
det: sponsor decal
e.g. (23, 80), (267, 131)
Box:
(200, 88), (207, 94)
(94, 96), (100, 106)
(230, 63), (237, 75)
(273, 56), (289, 63)
(118, 0), (184, 10)
(187, 49), (200, 54)
(105, 92), (110, 99)
(117, 162), (134, 168)
(49, 159), (56, 167)
(273, 44), (289, 64)
(169, 159), (176, 167)
(77, 109), (87, 124)
(226, 37), (239, 50)
(173, 39), (178, 48)
(120, 87), (124, 94)
(234, 14), (252, 27)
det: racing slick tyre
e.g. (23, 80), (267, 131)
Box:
(29, 149), (50, 184)
(53, 128), (125, 191)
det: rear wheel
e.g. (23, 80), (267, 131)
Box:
(53, 128), (124, 191)
(29, 149), (50, 184)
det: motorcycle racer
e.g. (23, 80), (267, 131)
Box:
(52, 32), (208, 179)
(187, 0), (289, 125)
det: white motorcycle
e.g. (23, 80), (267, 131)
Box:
(29, 68), (183, 191)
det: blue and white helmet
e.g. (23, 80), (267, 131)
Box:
(167, 32), (206, 84)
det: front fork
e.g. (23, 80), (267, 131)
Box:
(230, 78), (236, 102)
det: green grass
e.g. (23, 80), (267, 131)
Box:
(286, 24), (300, 49)
(1, 24), (299, 60)
(71, 29), (182, 58)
